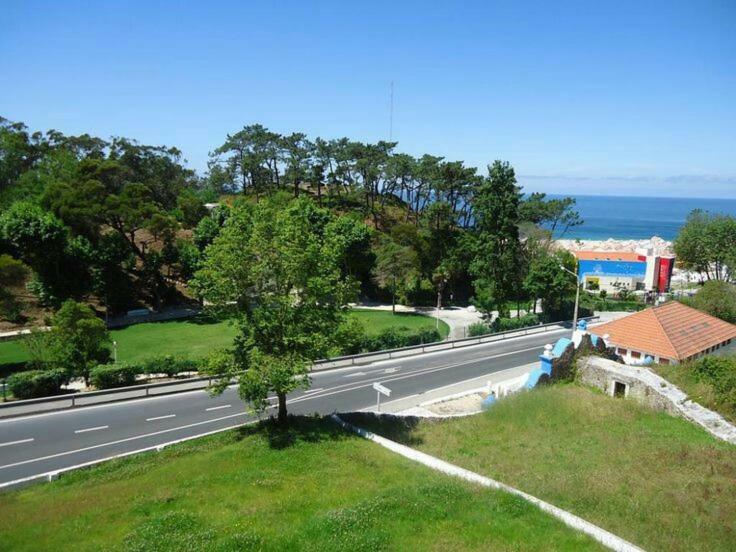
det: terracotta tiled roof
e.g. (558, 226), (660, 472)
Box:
(573, 251), (646, 262)
(592, 301), (736, 361)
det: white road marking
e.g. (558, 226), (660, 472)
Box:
(0, 412), (251, 471)
(288, 345), (542, 405)
(0, 438), (34, 448)
(302, 388), (324, 394)
(1, 329), (566, 424)
(146, 414), (176, 421)
(74, 425), (108, 434)
(0, 343), (544, 474)
(384, 367), (398, 373)
(343, 371), (366, 378)
(205, 404), (232, 412)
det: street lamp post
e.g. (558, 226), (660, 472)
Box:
(559, 264), (580, 336)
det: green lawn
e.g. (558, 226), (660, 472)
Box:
(346, 385), (736, 551)
(0, 417), (599, 551)
(348, 308), (450, 339)
(0, 309), (447, 370)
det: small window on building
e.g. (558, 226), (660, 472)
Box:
(631, 351), (641, 359)
(660, 358), (670, 365)
(613, 381), (627, 398)
(618, 348), (628, 356)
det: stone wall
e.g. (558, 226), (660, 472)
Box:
(578, 356), (736, 444)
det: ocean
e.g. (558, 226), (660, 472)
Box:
(550, 195), (736, 241)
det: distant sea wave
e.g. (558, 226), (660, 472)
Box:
(548, 195), (736, 241)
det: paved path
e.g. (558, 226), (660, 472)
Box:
(0, 328), (571, 487)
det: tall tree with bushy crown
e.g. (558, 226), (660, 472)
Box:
(470, 160), (522, 318)
(191, 197), (362, 424)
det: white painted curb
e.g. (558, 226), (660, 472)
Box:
(332, 414), (644, 552)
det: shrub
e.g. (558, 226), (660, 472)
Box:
(692, 356), (736, 410)
(90, 363), (143, 389)
(468, 322), (492, 337)
(491, 314), (540, 333)
(143, 356), (199, 378)
(361, 327), (442, 352)
(7, 368), (66, 399)
(683, 280), (736, 323)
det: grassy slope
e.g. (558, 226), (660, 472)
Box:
(0, 417), (599, 551)
(348, 308), (450, 339)
(652, 362), (736, 424)
(347, 385), (736, 552)
(0, 310), (448, 368)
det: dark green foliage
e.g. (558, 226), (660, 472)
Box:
(90, 363), (142, 389)
(470, 161), (523, 317)
(361, 327), (442, 352)
(682, 280), (736, 323)
(7, 368), (66, 399)
(142, 356), (198, 378)
(579, 293), (645, 313)
(1, 116), (581, 332)
(523, 250), (578, 321)
(175, 190), (208, 228)
(491, 314), (540, 333)
(691, 356), (736, 413)
(0, 202), (92, 304)
(47, 300), (111, 383)
(674, 210), (736, 281)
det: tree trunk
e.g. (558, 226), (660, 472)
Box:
(277, 392), (287, 424)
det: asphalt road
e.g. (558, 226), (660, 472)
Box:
(0, 328), (570, 488)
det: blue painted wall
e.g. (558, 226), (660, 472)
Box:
(577, 259), (646, 281)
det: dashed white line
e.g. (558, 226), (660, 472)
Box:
(74, 425), (108, 434)
(205, 405), (231, 412)
(0, 438), (34, 448)
(146, 414), (176, 421)
(302, 388), (324, 394)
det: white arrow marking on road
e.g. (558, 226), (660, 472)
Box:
(0, 438), (34, 448)
(75, 425), (108, 434)
(146, 414), (176, 422)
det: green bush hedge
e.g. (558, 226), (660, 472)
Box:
(143, 356), (199, 378)
(90, 363), (142, 389)
(361, 327), (442, 352)
(492, 314), (540, 333)
(692, 356), (736, 411)
(468, 322), (492, 337)
(7, 368), (67, 399)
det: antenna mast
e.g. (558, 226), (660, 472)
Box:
(389, 80), (394, 141)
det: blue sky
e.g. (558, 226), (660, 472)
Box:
(2, 1), (735, 197)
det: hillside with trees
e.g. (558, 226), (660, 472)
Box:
(0, 116), (582, 333)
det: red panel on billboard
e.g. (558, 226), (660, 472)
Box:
(657, 257), (674, 292)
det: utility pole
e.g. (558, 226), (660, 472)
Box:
(389, 81), (394, 141)
(559, 264), (581, 336)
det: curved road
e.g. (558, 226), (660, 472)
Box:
(0, 328), (570, 488)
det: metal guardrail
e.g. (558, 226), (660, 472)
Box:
(311, 316), (598, 370)
(0, 316), (597, 418)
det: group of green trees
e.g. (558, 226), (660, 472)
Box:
(1, 117), (582, 321)
(1, 117), (587, 420)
